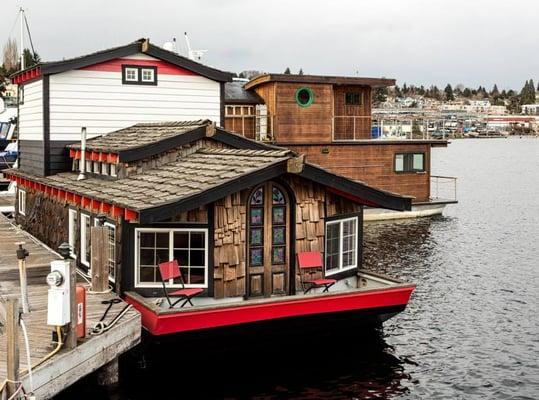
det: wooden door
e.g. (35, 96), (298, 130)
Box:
(247, 182), (290, 298)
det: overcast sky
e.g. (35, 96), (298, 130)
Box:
(2, 0), (538, 90)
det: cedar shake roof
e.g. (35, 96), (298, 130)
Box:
(244, 74), (396, 89)
(13, 148), (292, 216)
(224, 81), (264, 104)
(66, 120), (283, 162)
(68, 120), (211, 153)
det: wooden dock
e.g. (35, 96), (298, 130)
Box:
(0, 214), (141, 399)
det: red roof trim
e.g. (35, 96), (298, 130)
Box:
(11, 66), (42, 85)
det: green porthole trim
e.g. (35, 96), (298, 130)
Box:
(295, 87), (314, 108)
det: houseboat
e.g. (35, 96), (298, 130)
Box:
(5, 120), (415, 336)
(7, 38), (417, 336)
(224, 75), (458, 220)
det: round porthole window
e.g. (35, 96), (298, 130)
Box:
(295, 87), (314, 107)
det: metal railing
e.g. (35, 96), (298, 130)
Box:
(430, 175), (457, 202)
(332, 116), (373, 141)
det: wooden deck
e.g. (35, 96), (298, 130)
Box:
(0, 214), (141, 399)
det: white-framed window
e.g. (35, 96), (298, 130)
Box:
(94, 220), (116, 282)
(135, 228), (208, 288)
(110, 163), (117, 177)
(325, 216), (358, 275)
(68, 209), (78, 258)
(80, 213), (91, 267)
(93, 161), (100, 174)
(141, 68), (155, 83)
(124, 67), (138, 82)
(18, 189), (26, 216)
(85, 160), (92, 174)
(101, 162), (110, 176)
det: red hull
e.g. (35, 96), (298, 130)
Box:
(126, 286), (415, 336)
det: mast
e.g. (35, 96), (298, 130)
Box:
(20, 7), (25, 70)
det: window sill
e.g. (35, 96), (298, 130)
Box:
(325, 265), (357, 277)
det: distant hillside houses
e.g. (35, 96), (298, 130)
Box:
(521, 104), (539, 115)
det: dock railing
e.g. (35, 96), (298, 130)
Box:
(225, 115), (274, 142)
(430, 175), (457, 202)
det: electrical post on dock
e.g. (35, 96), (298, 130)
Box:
(16, 242), (30, 314)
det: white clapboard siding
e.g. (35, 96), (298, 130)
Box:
(18, 79), (43, 141)
(49, 66), (221, 142)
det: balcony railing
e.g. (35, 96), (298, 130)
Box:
(224, 115), (274, 142)
(430, 175), (457, 202)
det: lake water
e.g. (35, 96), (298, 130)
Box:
(59, 138), (539, 399)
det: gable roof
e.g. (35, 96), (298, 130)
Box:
(11, 38), (232, 83)
(7, 144), (412, 223)
(225, 81), (264, 104)
(244, 74), (395, 90)
(67, 120), (280, 162)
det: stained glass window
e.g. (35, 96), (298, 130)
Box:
(250, 208), (263, 225)
(250, 228), (263, 246)
(250, 187), (264, 205)
(273, 227), (285, 245)
(272, 187), (285, 205)
(272, 206), (285, 224)
(250, 248), (263, 266)
(272, 247), (285, 264)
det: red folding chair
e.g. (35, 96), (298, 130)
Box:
(158, 260), (203, 308)
(297, 251), (336, 294)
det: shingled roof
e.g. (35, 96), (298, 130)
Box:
(225, 81), (264, 104)
(67, 120), (281, 162)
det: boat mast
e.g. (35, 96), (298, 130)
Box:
(20, 6), (25, 70)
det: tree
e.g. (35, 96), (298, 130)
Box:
(490, 84), (499, 97)
(462, 88), (472, 98)
(520, 80), (535, 105)
(444, 84), (455, 101)
(394, 85), (402, 98)
(298, 68), (304, 75)
(23, 48), (40, 69)
(374, 87), (388, 104)
(284, 67), (291, 74)
(2, 38), (18, 73)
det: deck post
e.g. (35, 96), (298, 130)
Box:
(96, 356), (119, 388)
(58, 243), (78, 350)
(91, 220), (109, 293)
(5, 295), (20, 399)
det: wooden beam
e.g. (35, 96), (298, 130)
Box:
(65, 259), (77, 350)
(90, 226), (109, 292)
(5, 296), (20, 398)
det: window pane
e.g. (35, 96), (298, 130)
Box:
(140, 232), (155, 248)
(272, 247), (285, 264)
(173, 249), (189, 267)
(190, 250), (205, 266)
(140, 249), (155, 265)
(250, 187), (263, 205)
(272, 206), (285, 224)
(325, 222), (340, 271)
(250, 228), (263, 246)
(155, 249), (169, 264)
(156, 232), (169, 248)
(272, 227), (285, 245)
(395, 154), (404, 171)
(250, 248), (263, 266)
(190, 232), (205, 248)
(272, 187), (285, 205)
(413, 153), (424, 170)
(250, 208), (263, 225)
(174, 232), (189, 248)
(190, 268), (205, 284)
(140, 266), (156, 282)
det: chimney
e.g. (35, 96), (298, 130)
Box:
(77, 127), (87, 181)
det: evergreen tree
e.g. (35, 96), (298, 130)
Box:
(22, 48), (40, 69)
(444, 84), (455, 101)
(374, 87), (388, 104)
(394, 85), (402, 98)
(490, 84), (499, 97)
(298, 68), (304, 75)
(284, 67), (291, 74)
(520, 80), (535, 105)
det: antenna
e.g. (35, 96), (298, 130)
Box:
(184, 32), (207, 62)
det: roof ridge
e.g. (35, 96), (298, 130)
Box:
(197, 147), (291, 157)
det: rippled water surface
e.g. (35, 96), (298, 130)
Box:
(60, 138), (539, 399)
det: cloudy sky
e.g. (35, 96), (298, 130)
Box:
(2, 0), (538, 90)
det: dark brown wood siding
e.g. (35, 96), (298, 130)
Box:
(333, 85), (372, 140)
(288, 143), (432, 202)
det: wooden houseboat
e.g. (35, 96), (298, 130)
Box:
(5, 120), (415, 336)
(224, 74), (457, 220)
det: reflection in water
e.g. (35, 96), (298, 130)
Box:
(58, 139), (539, 399)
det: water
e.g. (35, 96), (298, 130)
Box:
(59, 138), (539, 399)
